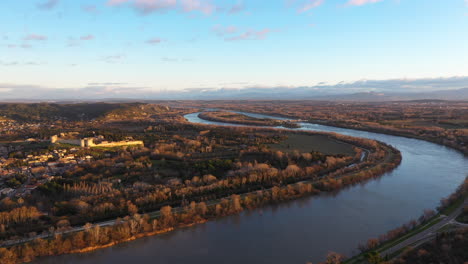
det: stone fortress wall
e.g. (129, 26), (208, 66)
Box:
(81, 138), (144, 148)
(51, 134), (144, 148)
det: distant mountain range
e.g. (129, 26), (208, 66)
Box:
(3, 76), (468, 102)
(1, 87), (467, 102)
(149, 87), (468, 101)
(314, 88), (468, 101)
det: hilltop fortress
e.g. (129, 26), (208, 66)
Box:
(51, 133), (144, 148)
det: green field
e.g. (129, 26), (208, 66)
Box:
(268, 133), (355, 156)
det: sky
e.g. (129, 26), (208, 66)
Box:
(1, 0), (468, 99)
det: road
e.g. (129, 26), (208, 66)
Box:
(381, 197), (468, 257)
(0, 198), (221, 247)
(0, 145), (385, 248)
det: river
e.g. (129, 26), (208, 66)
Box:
(37, 111), (468, 264)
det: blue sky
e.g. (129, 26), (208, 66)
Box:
(1, 0), (468, 98)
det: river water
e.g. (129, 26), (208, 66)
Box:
(37, 112), (468, 264)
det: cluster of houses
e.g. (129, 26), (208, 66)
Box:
(0, 147), (94, 198)
(0, 119), (41, 137)
(0, 129), (144, 199)
(0, 145), (22, 159)
(26, 148), (93, 166)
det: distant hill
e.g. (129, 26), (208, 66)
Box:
(0, 103), (170, 122)
(102, 104), (170, 121)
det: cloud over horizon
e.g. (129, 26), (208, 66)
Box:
(2, 1), (467, 94)
(1, 76), (467, 100)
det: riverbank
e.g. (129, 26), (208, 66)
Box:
(200, 108), (467, 156)
(307, 119), (468, 157)
(204, 110), (468, 263)
(344, 177), (468, 264)
(185, 111), (468, 263)
(6, 110), (465, 264)
(1, 126), (388, 247)
(198, 111), (300, 128)
(0, 126), (402, 263)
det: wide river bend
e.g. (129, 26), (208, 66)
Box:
(38, 111), (468, 264)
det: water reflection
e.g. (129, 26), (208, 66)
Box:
(35, 111), (467, 264)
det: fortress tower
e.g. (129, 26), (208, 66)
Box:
(80, 138), (95, 147)
(50, 135), (58, 144)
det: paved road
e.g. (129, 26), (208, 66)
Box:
(381, 197), (468, 257)
(0, 219), (118, 247)
(0, 145), (381, 248)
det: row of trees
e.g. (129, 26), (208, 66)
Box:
(358, 209), (437, 253)
(0, 207), (41, 226)
(0, 169), (355, 263)
(0, 123), (402, 253)
(198, 111), (283, 127)
(0, 181), (318, 264)
(390, 227), (468, 264)
(187, 101), (468, 155)
(0, 143), (403, 263)
(1, 129), (400, 242)
(355, 176), (468, 262)
(1, 152), (402, 263)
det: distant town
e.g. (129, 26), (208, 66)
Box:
(0, 131), (143, 199)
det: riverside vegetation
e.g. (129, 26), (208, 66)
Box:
(341, 176), (468, 264)
(198, 111), (300, 128)
(0, 103), (402, 263)
(179, 100), (468, 155)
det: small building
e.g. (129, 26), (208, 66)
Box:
(0, 188), (14, 196)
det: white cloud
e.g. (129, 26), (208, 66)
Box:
(146, 38), (163, 44)
(228, 2), (245, 14)
(346, 0), (383, 6)
(101, 55), (125, 63)
(225, 29), (273, 41)
(180, 0), (216, 15)
(80, 34), (95, 40)
(24, 34), (48, 41)
(37, 0), (59, 10)
(107, 0), (218, 15)
(213, 25), (238, 36)
(82, 5), (98, 13)
(298, 0), (324, 13)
